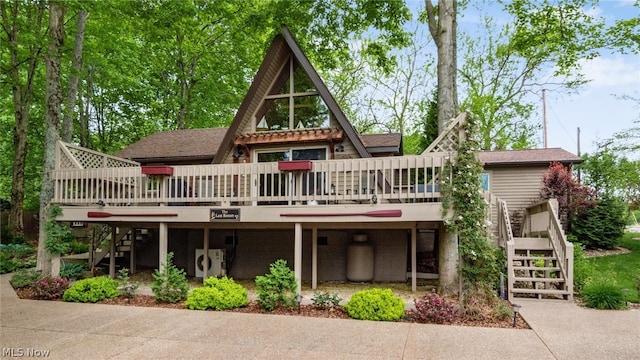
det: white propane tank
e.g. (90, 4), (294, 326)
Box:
(346, 234), (374, 282)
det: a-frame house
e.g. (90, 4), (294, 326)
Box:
(53, 26), (575, 300)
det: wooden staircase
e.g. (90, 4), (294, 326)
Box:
(509, 237), (571, 300)
(93, 227), (150, 268)
(498, 199), (573, 301)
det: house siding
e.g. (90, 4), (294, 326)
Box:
(135, 228), (408, 282)
(488, 165), (547, 235)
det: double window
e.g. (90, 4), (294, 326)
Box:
(255, 57), (330, 131)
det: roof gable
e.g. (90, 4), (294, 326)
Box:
(213, 25), (369, 163)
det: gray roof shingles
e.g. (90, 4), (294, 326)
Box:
(116, 128), (227, 162)
(478, 148), (582, 166)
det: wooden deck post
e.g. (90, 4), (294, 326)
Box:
(203, 227), (209, 282)
(159, 222), (168, 270)
(130, 227), (136, 274)
(312, 226), (318, 290)
(109, 226), (116, 278)
(294, 223), (302, 294)
(411, 225), (417, 292)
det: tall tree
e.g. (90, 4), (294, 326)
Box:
(423, 0), (459, 296)
(61, 8), (88, 142)
(424, 0), (458, 133)
(37, 0), (65, 275)
(459, 17), (544, 150)
(1, 0), (46, 238)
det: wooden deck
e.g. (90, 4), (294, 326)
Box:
(53, 141), (451, 220)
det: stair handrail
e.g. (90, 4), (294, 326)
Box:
(498, 198), (517, 301)
(497, 198), (514, 248)
(93, 227), (132, 266)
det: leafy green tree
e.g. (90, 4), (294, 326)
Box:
(1, 0), (47, 237)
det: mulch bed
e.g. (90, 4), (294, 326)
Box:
(12, 288), (529, 329)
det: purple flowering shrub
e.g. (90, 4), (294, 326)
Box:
(413, 290), (458, 324)
(31, 277), (69, 300)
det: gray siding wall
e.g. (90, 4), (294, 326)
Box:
(488, 165), (547, 235)
(135, 228), (408, 282)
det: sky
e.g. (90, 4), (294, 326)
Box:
(407, 0), (639, 157)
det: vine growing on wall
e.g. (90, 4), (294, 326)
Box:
(440, 114), (502, 289)
(44, 205), (73, 256)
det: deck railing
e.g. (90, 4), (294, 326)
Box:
(53, 152), (452, 206)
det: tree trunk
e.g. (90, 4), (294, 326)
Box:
(3, 0), (46, 238)
(425, 0), (459, 296)
(425, 0), (458, 133)
(37, 1), (65, 275)
(62, 9), (88, 142)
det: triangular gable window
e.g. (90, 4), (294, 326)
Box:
(254, 57), (329, 132)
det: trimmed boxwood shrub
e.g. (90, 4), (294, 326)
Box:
(185, 276), (248, 310)
(63, 276), (119, 303)
(344, 288), (405, 321)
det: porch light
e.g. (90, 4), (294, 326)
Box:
(371, 194), (377, 204)
(96, 200), (105, 206)
(512, 303), (521, 327)
(296, 294), (303, 313)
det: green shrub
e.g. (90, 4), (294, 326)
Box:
(254, 259), (297, 311)
(311, 291), (342, 309)
(0, 243), (35, 257)
(0, 258), (20, 274)
(151, 252), (189, 303)
(31, 277), (69, 300)
(463, 285), (513, 321)
(68, 240), (89, 254)
(63, 276), (119, 303)
(10, 268), (42, 288)
(581, 280), (627, 310)
(344, 288), (405, 321)
(185, 276), (248, 310)
(116, 268), (139, 299)
(571, 196), (626, 250)
(0, 243), (36, 274)
(572, 243), (594, 292)
(413, 290), (458, 323)
(60, 261), (87, 281)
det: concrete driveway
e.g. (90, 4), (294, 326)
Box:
(1, 274), (638, 359)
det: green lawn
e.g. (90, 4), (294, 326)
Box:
(586, 231), (640, 303)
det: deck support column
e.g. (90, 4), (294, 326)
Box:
(203, 227), (209, 282)
(411, 225), (417, 292)
(312, 226), (318, 290)
(294, 223), (302, 294)
(109, 226), (116, 278)
(159, 222), (168, 270)
(130, 227), (136, 274)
